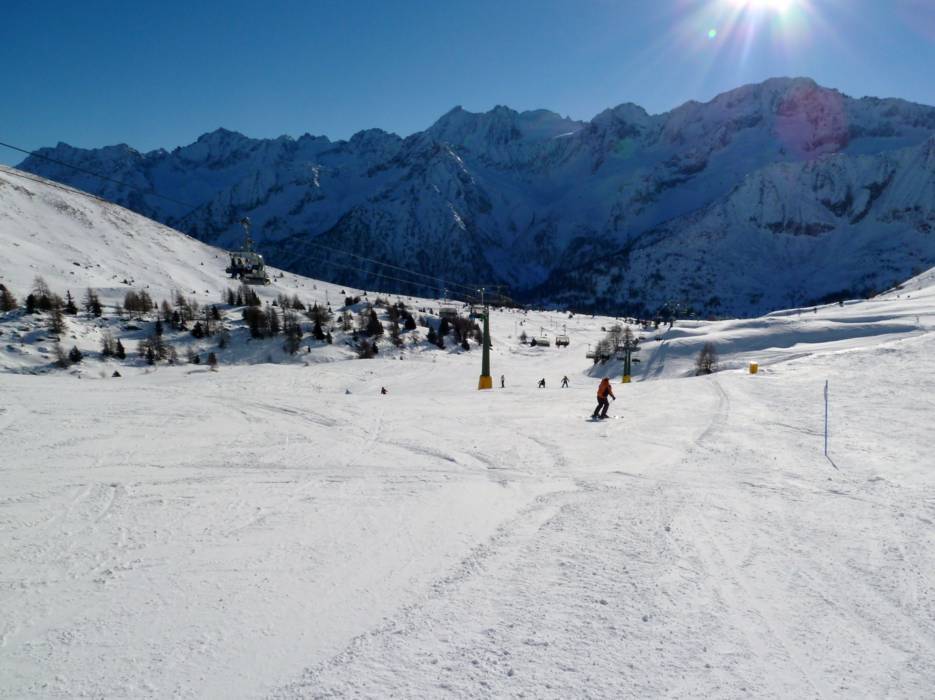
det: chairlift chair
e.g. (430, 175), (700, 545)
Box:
(225, 217), (270, 285)
(439, 304), (459, 320)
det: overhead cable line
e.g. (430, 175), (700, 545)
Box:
(0, 166), (114, 205)
(0, 140), (199, 213)
(1, 138), (502, 300)
(299, 239), (481, 295)
(291, 254), (469, 300)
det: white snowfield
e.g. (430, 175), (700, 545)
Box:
(1, 167), (935, 698)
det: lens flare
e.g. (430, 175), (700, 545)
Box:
(729, 0), (797, 13)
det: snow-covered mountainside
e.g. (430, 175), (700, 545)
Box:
(2, 155), (935, 697)
(18, 77), (935, 316)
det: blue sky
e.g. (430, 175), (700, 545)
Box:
(1, 0), (934, 165)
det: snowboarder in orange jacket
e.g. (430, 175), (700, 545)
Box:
(593, 378), (615, 419)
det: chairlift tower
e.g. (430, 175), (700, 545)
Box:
(477, 287), (493, 390)
(620, 329), (641, 383)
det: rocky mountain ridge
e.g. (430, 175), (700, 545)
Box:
(18, 77), (935, 315)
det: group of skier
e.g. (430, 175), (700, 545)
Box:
(380, 374), (618, 420)
(532, 374), (618, 419)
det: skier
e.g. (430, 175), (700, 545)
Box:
(538, 378), (546, 388)
(500, 374), (505, 388)
(592, 377), (615, 419)
(561, 375), (569, 388)
(380, 386), (387, 395)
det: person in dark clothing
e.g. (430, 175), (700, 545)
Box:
(380, 386), (387, 395)
(561, 376), (569, 388)
(501, 374), (505, 388)
(592, 377), (615, 419)
(538, 378), (546, 388)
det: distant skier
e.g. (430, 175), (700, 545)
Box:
(561, 375), (569, 388)
(500, 374), (505, 388)
(538, 378), (546, 388)
(380, 386), (387, 395)
(592, 377), (615, 419)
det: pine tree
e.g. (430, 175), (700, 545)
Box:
(68, 346), (83, 363)
(100, 330), (116, 357)
(25, 294), (37, 314)
(115, 339), (126, 360)
(32, 276), (53, 311)
(357, 339), (377, 358)
(695, 342), (718, 375)
(366, 309), (384, 337)
(146, 345), (156, 365)
(53, 343), (69, 368)
(266, 304), (281, 335)
(243, 306), (268, 338)
(155, 318), (164, 336)
(0, 284), (17, 312)
(64, 291), (78, 315)
(191, 321), (205, 339)
(83, 288), (102, 317)
(208, 352), (218, 370)
(312, 318), (325, 341)
(48, 306), (66, 335)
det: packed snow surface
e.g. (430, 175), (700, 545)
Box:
(1, 167), (935, 698)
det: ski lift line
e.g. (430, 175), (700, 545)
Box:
(0, 167), (115, 205)
(1, 139), (518, 304)
(1, 140), (494, 297)
(295, 253), (467, 299)
(299, 240), (482, 295)
(0, 140), (200, 213)
(1, 159), (500, 303)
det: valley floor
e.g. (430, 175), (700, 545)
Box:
(1, 330), (934, 698)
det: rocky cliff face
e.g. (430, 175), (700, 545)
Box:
(18, 77), (935, 315)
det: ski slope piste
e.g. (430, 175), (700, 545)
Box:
(1, 165), (934, 697)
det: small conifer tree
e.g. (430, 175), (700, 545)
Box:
(64, 291), (78, 315)
(0, 284), (18, 312)
(48, 306), (66, 335)
(695, 342), (718, 375)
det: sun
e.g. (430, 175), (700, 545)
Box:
(728, 0), (796, 13)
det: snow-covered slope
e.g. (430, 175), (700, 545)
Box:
(18, 77), (935, 315)
(2, 164), (935, 697)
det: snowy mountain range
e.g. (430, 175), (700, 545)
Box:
(17, 77), (935, 316)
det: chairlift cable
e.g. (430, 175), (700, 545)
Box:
(1, 139), (501, 300)
(0, 140), (200, 213)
